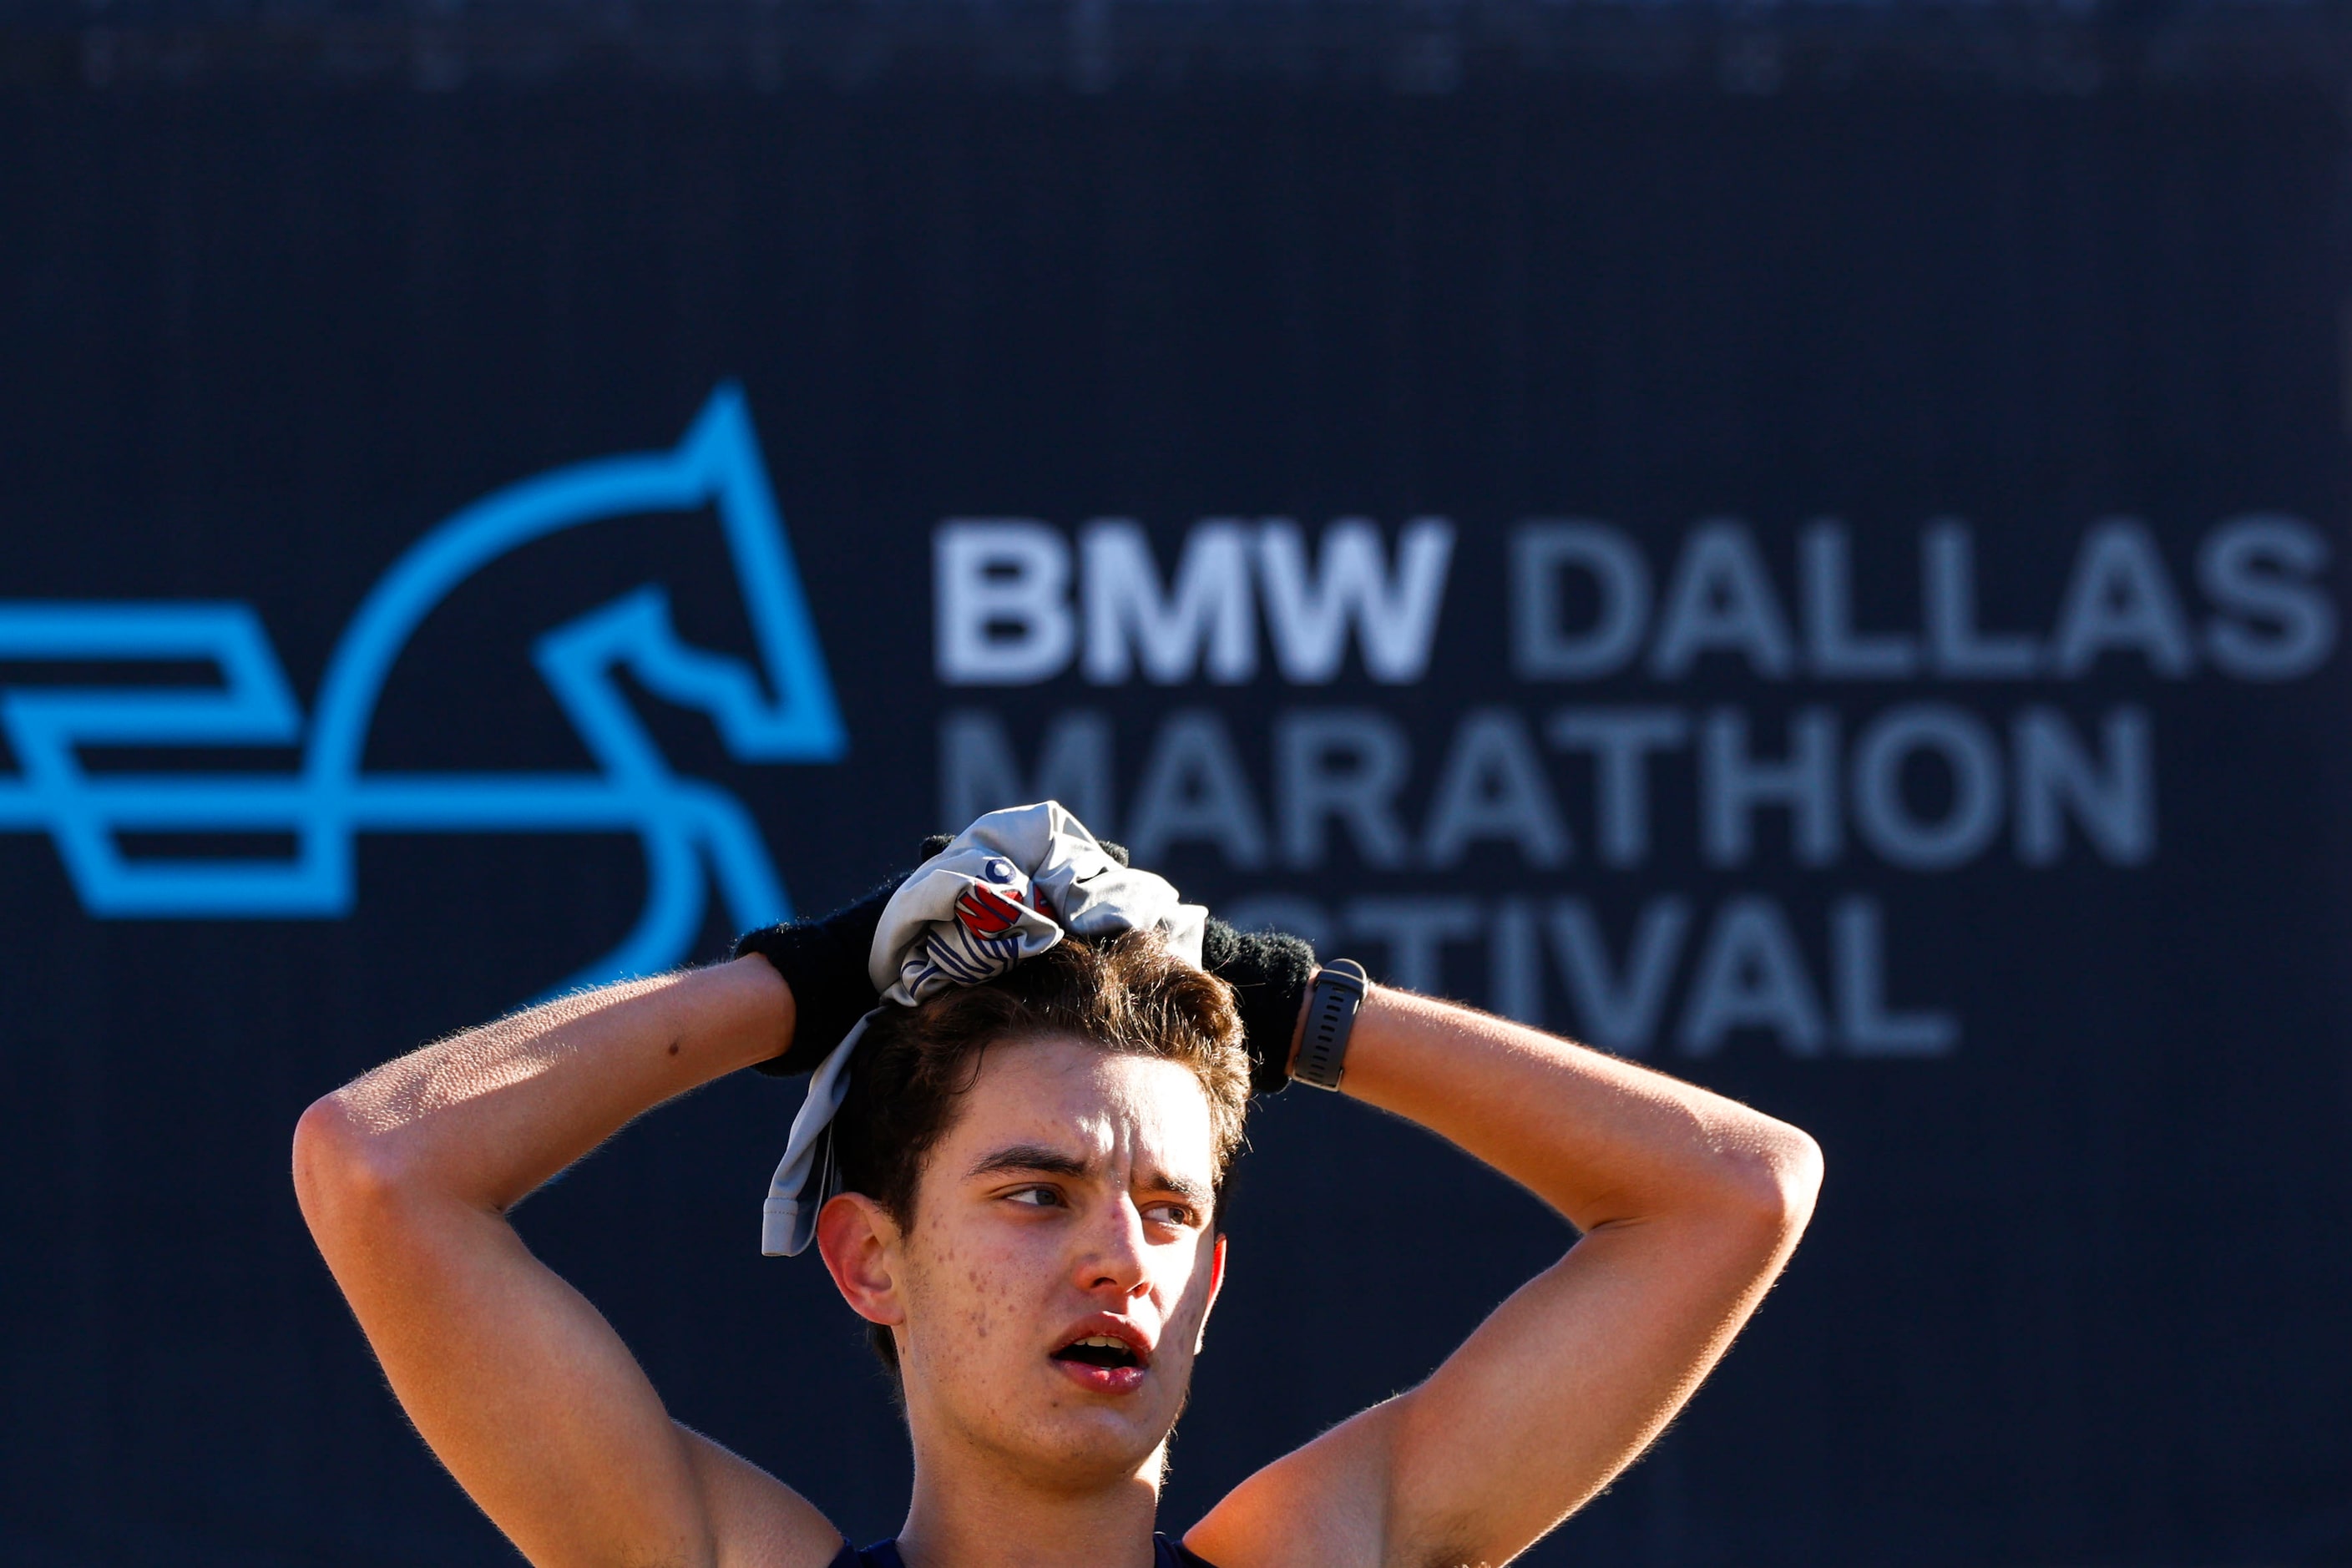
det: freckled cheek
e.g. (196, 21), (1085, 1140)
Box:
(942, 1244), (1051, 1368)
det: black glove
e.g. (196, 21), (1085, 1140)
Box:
(736, 836), (953, 1075)
(1090, 838), (1319, 1095)
(1201, 918), (1318, 1097)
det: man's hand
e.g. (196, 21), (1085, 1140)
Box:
(736, 836), (957, 1075)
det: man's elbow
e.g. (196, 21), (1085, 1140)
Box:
(1714, 1121), (1824, 1248)
(291, 1092), (412, 1243)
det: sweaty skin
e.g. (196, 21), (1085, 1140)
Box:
(295, 954), (1820, 1568)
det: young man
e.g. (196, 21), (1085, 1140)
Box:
(294, 817), (1822, 1568)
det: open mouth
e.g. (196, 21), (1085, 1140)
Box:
(1048, 1325), (1152, 1394)
(1052, 1333), (1144, 1372)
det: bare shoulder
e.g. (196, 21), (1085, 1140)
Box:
(678, 1424), (847, 1568)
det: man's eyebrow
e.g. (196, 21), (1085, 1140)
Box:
(965, 1144), (1092, 1181)
(962, 1146), (1215, 1207)
(1145, 1169), (1215, 1209)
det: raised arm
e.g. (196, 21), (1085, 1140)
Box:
(291, 958), (842, 1568)
(1186, 983), (1823, 1568)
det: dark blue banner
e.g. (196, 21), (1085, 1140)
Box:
(2, 74), (2345, 1567)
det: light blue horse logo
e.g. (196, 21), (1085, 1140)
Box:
(0, 384), (843, 990)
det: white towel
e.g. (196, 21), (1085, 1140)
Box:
(760, 801), (1206, 1257)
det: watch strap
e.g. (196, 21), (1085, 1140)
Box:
(1292, 959), (1368, 1091)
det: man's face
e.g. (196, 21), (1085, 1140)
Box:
(826, 1034), (1227, 1490)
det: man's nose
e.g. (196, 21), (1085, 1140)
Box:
(1072, 1195), (1151, 1297)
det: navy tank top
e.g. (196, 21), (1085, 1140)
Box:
(827, 1533), (1217, 1568)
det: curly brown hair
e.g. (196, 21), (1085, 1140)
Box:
(830, 929), (1251, 1377)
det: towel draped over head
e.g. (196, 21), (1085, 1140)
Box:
(761, 801), (1207, 1257)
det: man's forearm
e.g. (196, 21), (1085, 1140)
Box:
(1324, 982), (1819, 1235)
(302, 957), (793, 1212)
(1192, 977), (1819, 1568)
(290, 958), (838, 1568)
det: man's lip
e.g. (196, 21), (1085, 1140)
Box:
(1053, 1356), (1148, 1397)
(1050, 1313), (1156, 1368)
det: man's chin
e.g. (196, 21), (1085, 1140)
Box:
(913, 1363), (1190, 1490)
(1002, 1397), (1181, 1490)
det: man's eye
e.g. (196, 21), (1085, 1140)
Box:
(1006, 1186), (1064, 1208)
(1143, 1201), (1198, 1228)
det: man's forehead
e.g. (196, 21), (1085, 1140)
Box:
(945, 1034), (1219, 1176)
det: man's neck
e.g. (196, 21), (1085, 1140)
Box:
(893, 1432), (1164, 1568)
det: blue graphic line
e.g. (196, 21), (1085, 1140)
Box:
(0, 384), (846, 990)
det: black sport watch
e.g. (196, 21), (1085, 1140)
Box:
(1292, 959), (1369, 1091)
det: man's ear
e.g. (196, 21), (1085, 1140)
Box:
(1196, 1232), (1228, 1353)
(816, 1191), (906, 1328)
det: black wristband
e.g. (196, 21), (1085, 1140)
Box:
(739, 836), (1118, 1076)
(1200, 918), (1318, 1096)
(734, 884), (894, 1076)
(1292, 960), (1368, 1091)
(735, 836), (964, 1075)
